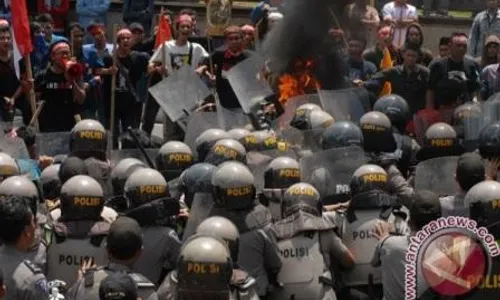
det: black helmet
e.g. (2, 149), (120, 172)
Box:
(360, 111), (396, 153)
(124, 168), (169, 208)
(283, 183), (321, 217)
(373, 94), (410, 132)
(0, 175), (40, 215)
(110, 158), (146, 195)
(70, 120), (107, 159)
(321, 121), (363, 150)
(350, 164), (388, 196)
(178, 163), (216, 209)
(417, 122), (461, 161)
(60, 175), (104, 221)
(264, 157), (300, 189)
(195, 129), (230, 162)
(196, 216), (240, 262)
(479, 122), (500, 160)
(212, 161), (256, 210)
(0, 152), (19, 181)
(290, 103), (323, 130)
(205, 139), (247, 166)
(41, 164), (62, 200)
(156, 141), (194, 180)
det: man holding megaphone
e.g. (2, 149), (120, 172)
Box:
(35, 40), (87, 132)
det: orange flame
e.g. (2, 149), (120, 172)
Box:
(278, 59), (320, 106)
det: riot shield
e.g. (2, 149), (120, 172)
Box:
(277, 128), (324, 154)
(300, 146), (367, 205)
(182, 193), (214, 242)
(0, 136), (29, 159)
(183, 111), (221, 154)
(275, 94), (321, 130)
(226, 54), (274, 114)
(452, 102), (485, 152)
(110, 149), (158, 168)
(149, 67), (211, 123)
(215, 102), (251, 131)
(246, 149), (298, 192)
(0, 122), (12, 136)
(483, 93), (500, 126)
(414, 156), (460, 196)
(318, 88), (370, 123)
(35, 132), (71, 156)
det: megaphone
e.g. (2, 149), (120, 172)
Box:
(61, 58), (85, 80)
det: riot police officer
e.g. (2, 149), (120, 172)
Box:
(68, 217), (158, 300)
(209, 161), (282, 298)
(259, 156), (301, 221)
(270, 183), (355, 300)
(478, 122), (500, 160)
(157, 217), (260, 300)
(321, 121), (364, 150)
(205, 139), (247, 165)
(45, 175), (110, 284)
(290, 103), (323, 130)
(333, 164), (408, 299)
(452, 102), (483, 152)
(156, 141), (194, 181)
(179, 163), (217, 241)
(0, 152), (19, 182)
(40, 164), (62, 208)
(360, 111), (397, 154)
(228, 128), (259, 151)
(416, 122), (463, 162)
(69, 120), (111, 196)
(195, 129), (230, 162)
(124, 167), (181, 285)
(108, 158), (146, 213)
(465, 180), (500, 239)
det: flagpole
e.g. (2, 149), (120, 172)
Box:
(24, 55), (39, 130)
(109, 24), (118, 155)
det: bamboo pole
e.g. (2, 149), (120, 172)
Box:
(109, 24), (119, 154)
(24, 55), (39, 131)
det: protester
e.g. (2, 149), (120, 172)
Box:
(346, 35), (378, 85)
(36, 0), (69, 35)
(363, 24), (398, 71)
(422, 0), (450, 17)
(241, 24), (256, 50)
(179, 8), (200, 36)
(480, 47), (500, 100)
(477, 34), (500, 69)
(30, 22), (50, 76)
(343, 0), (380, 48)
(468, 0), (500, 58)
(382, 0), (418, 49)
(437, 36), (451, 59)
(68, 23), (86, 63)
(122, 0), (154, 36)
(35, 14), (67, 45)
(75, 0), (111, 32)
(250, 0), (284, 25)
(396, 23), (433, 67)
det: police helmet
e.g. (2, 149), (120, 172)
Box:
(205, 139), (247, 166)
(465, 181), (500, 237)
(264, 157), (300, 189)
(479, 122), (500, 159)
(60, 175), (104, 221)
(309, 110), (335, 130)
(360, 111), (396, 153)
(177, 235), (233, 298)
(253, 130), (276, 150)
(124, 168), (169, 208)
(70, 120), (107, 159)
(350, 164), (388, 196)
(41, 164), (62, 200)
(424, 122), (457, 148)
(196, 216), (240, 262)
(453, 103), (483, 130)
(212, 161), (256, 210)
(290, 103), (323, 130)
(373, 94), (410, 131)
(283, 183), (321, 217)
(452, 103), (483, 151)
(227, 128), (259, 151)
(156, 141), (194, 180)
(0, 176), (39, 215)
(321, 121), (363, 150)
(110, 158), (146, 195)
(178, 163), (216, 209)
(195, 129), (230, 162)
(0, 152), (19, 181)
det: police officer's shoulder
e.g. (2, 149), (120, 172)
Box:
(18, 260), (49, 294)
(22, 259), (44, 275)
(128, 272), (156, 289)
(379, 233), (408, 251)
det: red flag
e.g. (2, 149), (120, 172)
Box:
(11, 0), (33, 57)
(155, 12), (172, 50)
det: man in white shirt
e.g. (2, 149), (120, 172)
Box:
(149, 14), (209, 141)
(382, 0), (418, 49)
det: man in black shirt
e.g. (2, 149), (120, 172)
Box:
(35, 40), (86, 132)
(426, 32), (481, 109)
(211, 25), (251, 109)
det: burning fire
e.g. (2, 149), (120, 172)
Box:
(278, 59), (320, 105)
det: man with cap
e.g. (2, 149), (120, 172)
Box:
(35, 40), (86, 132)
(69, 217), (158, 300)
(99, 273), (139, 300)
(0, 196), (49, 300)
(148, 13), (209, 142)
(439, 152), (487, 218)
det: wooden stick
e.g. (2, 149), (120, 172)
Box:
(109, 24), (119, 154)
(24, 55), (39, 131)
(28, 101), (45, 127)
(328, 7), (349, 50)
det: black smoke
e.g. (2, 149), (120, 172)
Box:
(261, 0), (348, 90)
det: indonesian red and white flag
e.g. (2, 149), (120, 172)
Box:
(10, 0), (32, 78)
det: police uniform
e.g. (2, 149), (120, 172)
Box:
(50, 206), (118, 223)
(69, 263), (159, 300)
(0, 245), (49, 300)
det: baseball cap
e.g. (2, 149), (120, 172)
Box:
(59, 157), (88, 184)
(106, 217), (143, 261)
(456, 152), (485, 191)
(410, 190), (441, 230)
(99, 272), (138, 300)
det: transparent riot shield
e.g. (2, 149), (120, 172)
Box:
(277, 128), (325, 155)
(215, 101), (251, 131)
(246, 149), (298, 192)
(0, 122), (12, 136)
(300, 146), (367, 204)
(226, 54), (274, 114)
(275, 94), (322, 130)
(149, 67), (211, 123)
(318, 88), (370, 123)
(183, 111), (221, 154)
(0, 136), (30, 159)
(483, 93), (500, 126)
(110, 149), (158, 168)
(414, 156), (460, 196)
(182, 193), (215, 242)
(35, 132), (71, 156)
(452, 102), (485, 152)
